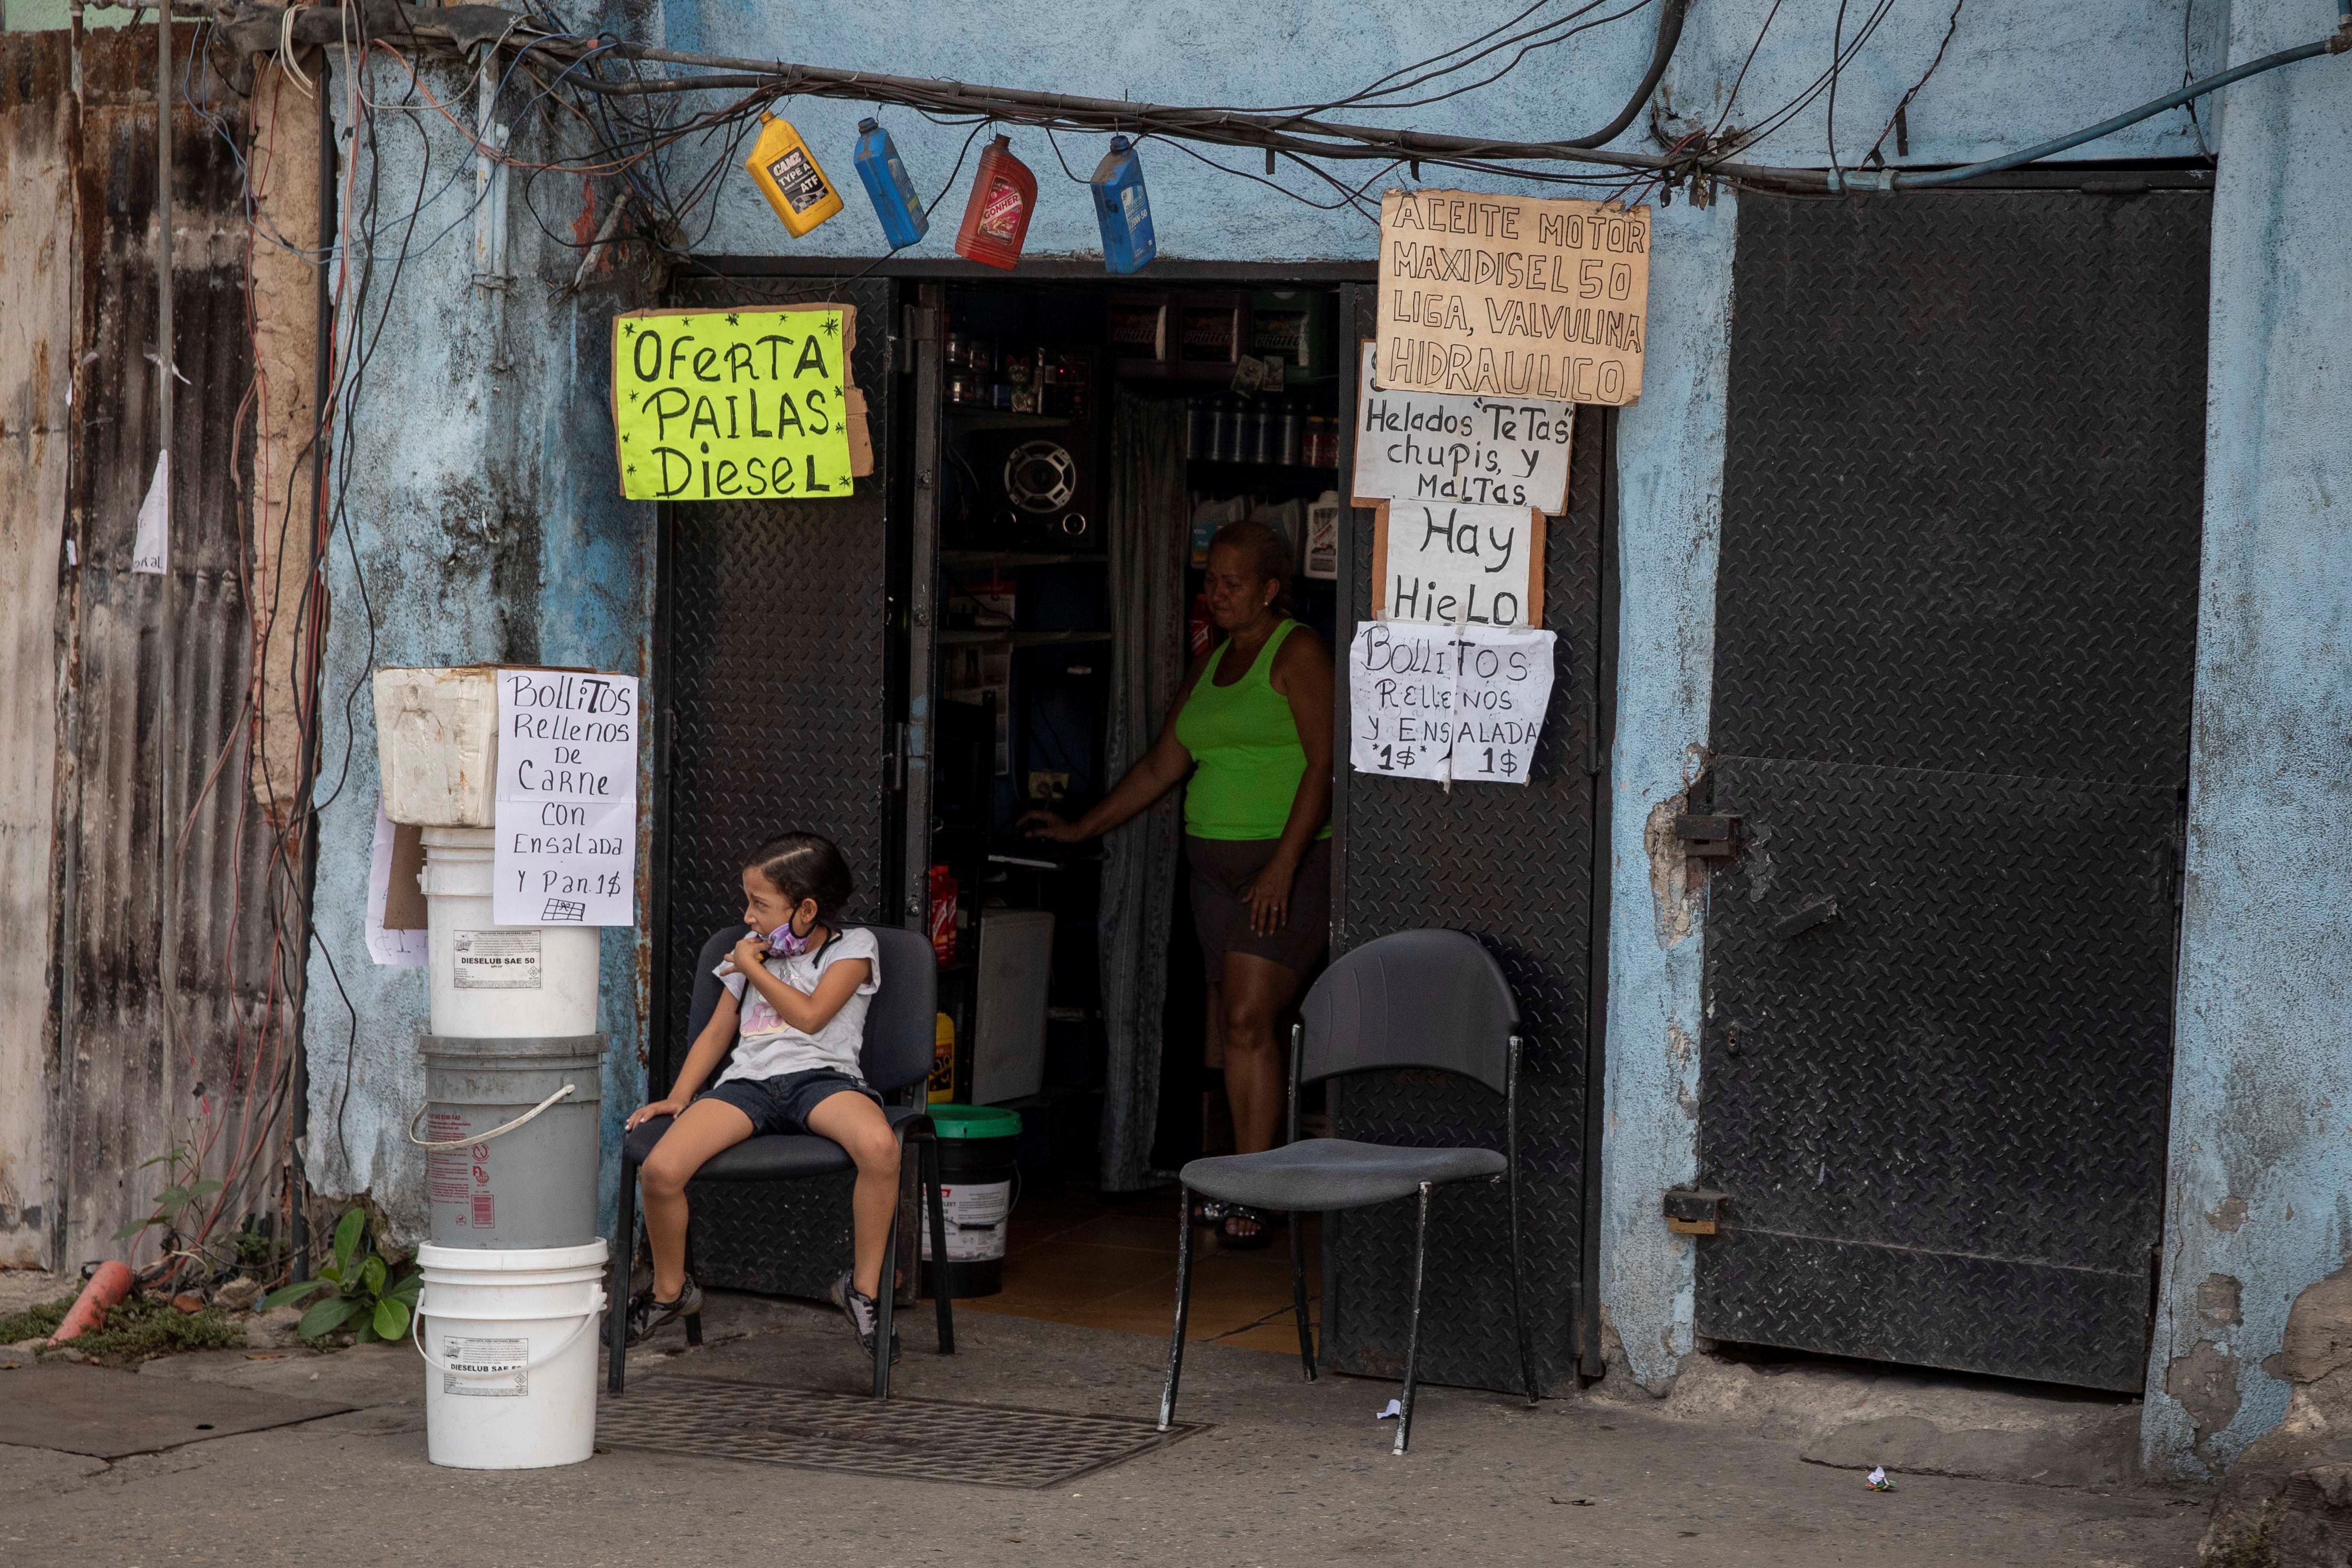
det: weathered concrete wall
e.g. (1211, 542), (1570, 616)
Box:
(300, 52), (653, 1242)
(2144, 0), (2352, 1478)
(0, 39), (74, 1268)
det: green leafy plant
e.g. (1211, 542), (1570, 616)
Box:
(260, 1208), (420, 1344)
(0, 1293), (240, 1364)
(111, 1144), (224, 1248)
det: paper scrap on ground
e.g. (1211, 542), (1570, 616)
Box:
(131, 452), (170, 575)
(492, 669), (640, 926)
(1377, 1399), (1402, 1420)
(1349, 621), (1558, 786)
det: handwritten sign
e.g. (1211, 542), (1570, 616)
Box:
(1374, 501), (1543, 629)
(1351, 344), (1571, 512)
(493, 670), (639, 926)
(1375, 189), (1649, 406)
(612, 306), (855, 501)
(1349, 622), (1557, 787)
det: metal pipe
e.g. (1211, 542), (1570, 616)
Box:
(154, 0), (178, 1145)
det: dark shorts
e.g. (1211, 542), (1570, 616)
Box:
(1187, 834), (1332, 983)
(695, 1067), (880, 1137)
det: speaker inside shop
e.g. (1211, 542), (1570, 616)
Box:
(947, 426), (1100, 550)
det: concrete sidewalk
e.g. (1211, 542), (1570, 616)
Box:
(0, 1290), (2208, 1568)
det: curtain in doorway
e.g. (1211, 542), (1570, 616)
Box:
(1097, 392), (1188, 1190)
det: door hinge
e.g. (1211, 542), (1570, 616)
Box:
(888, 720), (909, 792)
(1663, 1187), (1728, 1236)
(1675, 812), (1740, 859)
(901, 305), (940, 374)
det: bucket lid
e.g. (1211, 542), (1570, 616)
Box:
(416, 1239), (609, 1270)
(927, 1103), (1022, 1139)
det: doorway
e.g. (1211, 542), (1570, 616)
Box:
(1695, 187), (2210, 1391)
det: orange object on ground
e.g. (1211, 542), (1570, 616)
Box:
(48, 1261), (134, 1345)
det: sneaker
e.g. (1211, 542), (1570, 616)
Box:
(830, 1269), (902, 1363)
(625, 1273), (702, 1347)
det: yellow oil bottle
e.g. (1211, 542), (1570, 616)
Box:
(744, 112), (844, 236)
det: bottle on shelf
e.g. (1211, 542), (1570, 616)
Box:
(1278, 398), (1304, 465)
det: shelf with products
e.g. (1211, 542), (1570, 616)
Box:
(944, 410), (1080, 433)
(938, 628), (1116, 646)
(940, 550), (1105, 568)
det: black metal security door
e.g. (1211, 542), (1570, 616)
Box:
(651, 273), (905, 1299)
(1696, 190), (2208, 1390)
(1325, 287), (1612, 1392)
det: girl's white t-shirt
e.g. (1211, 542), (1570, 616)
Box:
(712, 926), (881, 1084)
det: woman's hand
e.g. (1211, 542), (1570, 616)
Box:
(626, 1096), (687, 1131)
(1018, 810), (1088, 844)
(1242, 857), (1298, 936)
(726, 931), (771, 975)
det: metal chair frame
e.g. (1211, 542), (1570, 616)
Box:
(605, 923), (954, 1401)
(1157, 939), (1534, 1456)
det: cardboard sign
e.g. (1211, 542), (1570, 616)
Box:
(492, 669), (639, 926)
(1351, 344), (1572, 512)
(612, 305), (861, 501)
(1348, 621), (1559, 786)
(1375, 189), (1649, 407)
(1373, 501), (1544, 629)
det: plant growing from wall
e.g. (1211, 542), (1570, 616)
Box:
(260, 1207), (420, 1344)
(111, 1144), (224, 1257)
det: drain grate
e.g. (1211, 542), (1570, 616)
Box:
(597, 1377), (1204, 1488)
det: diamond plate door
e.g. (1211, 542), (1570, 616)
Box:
(653, 274), (901, 1300)
(1697, 191), (2208, 1391)
(1324, 288), (1606, 1393)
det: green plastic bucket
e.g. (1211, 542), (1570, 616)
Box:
(920, 1104), (1022, 1298)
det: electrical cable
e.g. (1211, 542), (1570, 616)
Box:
(1561, 0), (1686, 146)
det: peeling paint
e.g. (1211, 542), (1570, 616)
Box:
(2199, 1274), (2245, 1329)
(2164, 1339), (2242, 1459)
(1643, 790), (1698, 950)
(2208, 1195), (2250, 1232)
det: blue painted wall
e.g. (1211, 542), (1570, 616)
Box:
(293, 0), (2352, 1480)
(2143, 0), (2352, 1478)
(302, 54), (653, 1243)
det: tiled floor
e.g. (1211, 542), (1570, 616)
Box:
(950, 1182), (1320, 1356)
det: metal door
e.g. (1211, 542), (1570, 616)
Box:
(1325, 286), (1613, 1392)
(1695, 190), (2208, 1390)
(650, 273), (913, 1299)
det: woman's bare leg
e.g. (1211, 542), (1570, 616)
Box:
(639, 1098), (755, 1300)
(805, 1092), (903, 1300)
(1219, 954), (1304, 1242)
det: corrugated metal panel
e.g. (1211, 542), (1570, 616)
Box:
(0, 33), (76, 1268)
(44, 27), (292, 1268)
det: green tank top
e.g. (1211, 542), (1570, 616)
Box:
(1174, 620), (1329, 842)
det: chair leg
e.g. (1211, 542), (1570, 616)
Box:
(1289, 1206), (1316, 1381)
(1157, 1185), (1196, 1431)
(606, 1157), (639, 1396)
(874, 1181), (899, 1401)
(682, 1200), (702, 1348)
(1394, 1182), (1433, 1457)
(1509, 1175), (1535, 1406)
(920, 1135), (955, 1354)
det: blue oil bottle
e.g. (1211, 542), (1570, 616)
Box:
(1090, 135), (1156, 274)
(853, 117), (929, 251)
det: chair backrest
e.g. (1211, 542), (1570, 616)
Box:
(1299, 929), (1518, 1094)
(683, 924), (938, 1096)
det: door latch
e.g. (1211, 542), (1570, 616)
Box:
(1774, 896), (1839, 941)
(1675, 812), (1741, 859)
(1663, 1187), (1728, 1235)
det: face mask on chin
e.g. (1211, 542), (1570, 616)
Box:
(765, 905), (817, 957)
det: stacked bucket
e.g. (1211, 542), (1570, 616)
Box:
(377, 669), (609, 1471)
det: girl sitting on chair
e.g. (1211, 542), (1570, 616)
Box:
(623, 832), (901, 1358)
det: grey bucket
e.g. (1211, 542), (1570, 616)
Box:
(412, 1033), (603, 1250)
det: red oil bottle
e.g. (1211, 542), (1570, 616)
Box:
(954, 135), (1037, 271)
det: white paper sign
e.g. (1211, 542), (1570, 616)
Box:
(131, 452), (170, 575)
(365, 805), (428, 967)
(1451, 625), (1556, 784)
(492, 669), (639, 926)
(1377, 501), (1542, 629)
(1351, 344), (1573, 513)
(1348, 621), (1557, 787)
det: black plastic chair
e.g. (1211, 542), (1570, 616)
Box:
(606, 923), (954, 1400)
(1157, 928), (1534, 1454)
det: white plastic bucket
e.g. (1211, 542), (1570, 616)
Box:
(415, 1240), (608, 1470)
(421, 827), (599, 1037)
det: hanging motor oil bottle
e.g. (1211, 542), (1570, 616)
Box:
(954, 135), (1037, 271)
(853, 117), (929, 250)
(744, 112), (844, 237)
(1089, 135), (1156, 274)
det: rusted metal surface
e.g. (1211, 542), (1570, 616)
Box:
(0, 26), (295, 1269)
(0, 34), (77, 1269)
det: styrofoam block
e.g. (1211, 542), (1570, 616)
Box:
(375, 667), (499, 827)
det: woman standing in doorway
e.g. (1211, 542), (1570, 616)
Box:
(1022, 519), (1333, 1249)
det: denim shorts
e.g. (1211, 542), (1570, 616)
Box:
(695, 1067), (880, 1137)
